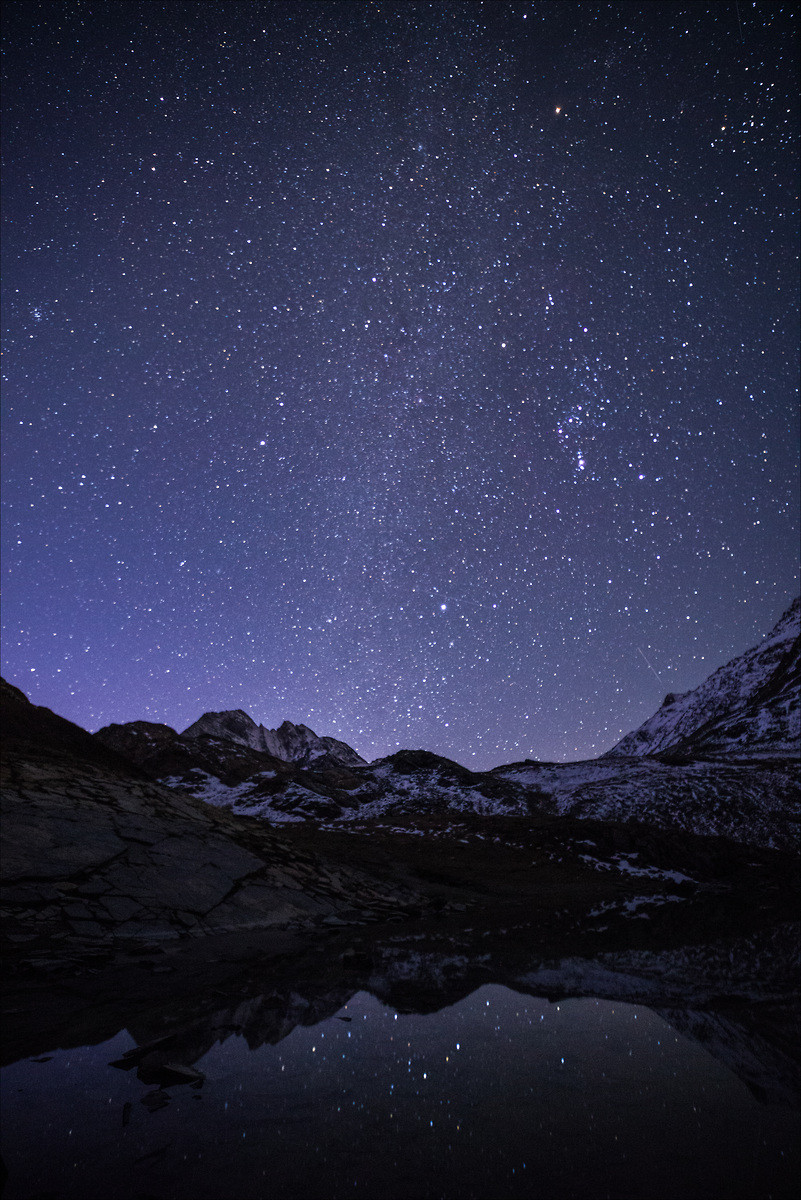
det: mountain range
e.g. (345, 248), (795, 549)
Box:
(1, 596), (798, 952)
(94, 595), (800, 849)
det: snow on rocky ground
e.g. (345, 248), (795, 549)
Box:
(577, 851), (695, 885)
(586, 894), (690, 919)
(494, 758), (632, 794)
(164, 771), (325, 822)
(338, 768), (529, 820)
(493, 756), (799, 850)
(161, 771), (265, 807)
(158, 750), (798, 850)
(171, 753), (531, 821)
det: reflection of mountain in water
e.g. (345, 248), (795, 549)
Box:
(4, 918), (798, 1110)
(656, 1005), (800, 1109)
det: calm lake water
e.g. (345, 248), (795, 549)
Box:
(1, 982), (798, 1200)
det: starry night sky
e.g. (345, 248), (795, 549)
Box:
(2, 2), (798, 768)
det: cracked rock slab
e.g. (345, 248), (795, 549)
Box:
(1, 679), (430, 945)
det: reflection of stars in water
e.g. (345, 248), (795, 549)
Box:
(6, 981), (799, 1198)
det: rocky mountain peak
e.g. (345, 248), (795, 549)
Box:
(181, 708), (364, 768)
(182, 709), (259, 743)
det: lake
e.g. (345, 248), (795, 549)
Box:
(1, 957), (798, 1200)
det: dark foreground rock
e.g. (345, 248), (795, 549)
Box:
(0, 680), (430, 946)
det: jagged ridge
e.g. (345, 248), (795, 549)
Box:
(181, 709), (366, 768)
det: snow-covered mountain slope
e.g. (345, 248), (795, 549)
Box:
(181, 709), (365, 767)
(147, 738), (798, 851)
(493, 757), (799, 850)
(605, 597), (800, 760)
(95, 723), (799, 851)
(488, 601), (800, 848)
(159, 749), (533, 826)
(93, 720), (535, 826)
(343, 751), (532, 821)
(96, 710), (364, 778)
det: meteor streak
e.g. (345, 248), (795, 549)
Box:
(637, 646), (663, 684)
